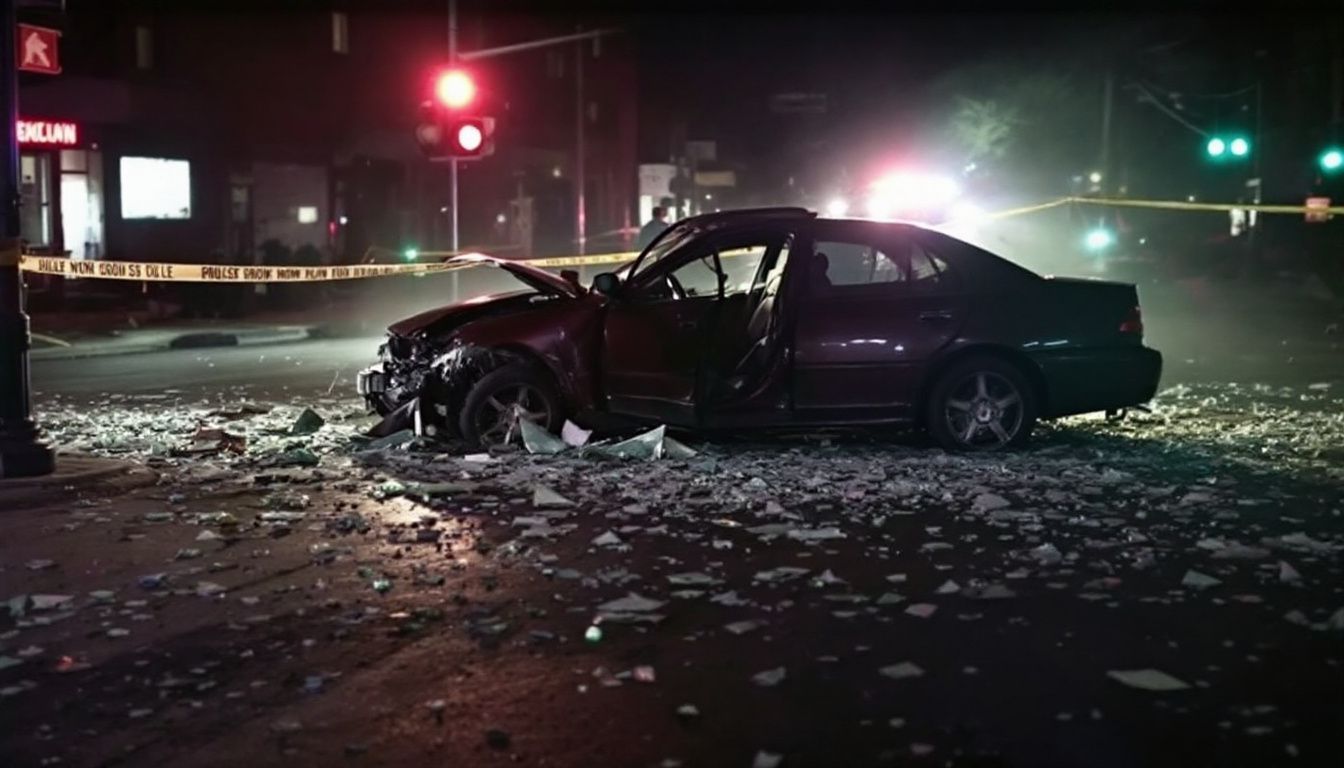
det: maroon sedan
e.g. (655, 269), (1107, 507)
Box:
(358, 207), (1162, 451)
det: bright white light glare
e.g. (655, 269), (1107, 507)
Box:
(495, 213), (507, 224)
(1084, 228), (1115, 251)
(338, 215), (349, 225)
(825, 197), (849, 217)
(866, 195), (891, 219)
(296, 206), (318, 224)
(120, 157), (191, 220)
(1088, 171), (1103, 184)
(948, 201), (984, 223)
(869, 172), (960, 215)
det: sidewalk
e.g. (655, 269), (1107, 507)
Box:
(28, 323), (324, 361)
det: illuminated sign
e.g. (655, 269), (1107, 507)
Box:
(17, 119), (79, 146)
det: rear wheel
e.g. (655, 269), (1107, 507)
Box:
(926, 356), (1036, 451)
(458, 363), (564, 449)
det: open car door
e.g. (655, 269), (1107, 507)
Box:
(601, 224), (798, 425)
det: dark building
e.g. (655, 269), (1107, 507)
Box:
(15, 1), (639, 276)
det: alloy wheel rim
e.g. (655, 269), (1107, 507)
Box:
(943, 371), (1024, 449)
(475, 384), (551, 447)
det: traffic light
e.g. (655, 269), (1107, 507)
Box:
(1205, 134), (1250, 161)
(1320, 147), (1344, 174)
(433, 68), (475, 109)
(414, 102), (496, 161)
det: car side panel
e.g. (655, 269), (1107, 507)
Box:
(450, 296), (605, 412)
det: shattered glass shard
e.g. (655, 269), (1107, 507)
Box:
(879, 661), (925, 680)
(520, 419), (568, 455)
(534, 484), (576, 508)
(1106, 669), (1191, 691)
(598, 593), (666, 613)
(751, 667), (787, 687)
(1181, 570), (1222, 589)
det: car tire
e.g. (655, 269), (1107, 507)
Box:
(458, 362), (565, 449)
(925, 355), (1037, 452)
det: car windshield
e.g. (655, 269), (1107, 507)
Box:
(629, 220), (719, 282)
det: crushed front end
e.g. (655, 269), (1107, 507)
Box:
(358, 333), (523, 439)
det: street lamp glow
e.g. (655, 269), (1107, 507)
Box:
(1229, 137), (1249, 157)
(1088, 171), (1103, 184)
(1084, 228), (1114, 251)
(1321, 148), (1344, 172)
(825, 197), (849, 217)
(403, 247), (419, 261)
(1206, 137), (1226, 157)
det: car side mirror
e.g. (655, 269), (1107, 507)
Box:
(591, 272), (622, 297)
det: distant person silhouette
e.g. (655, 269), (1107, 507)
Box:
(636, 206), (669, 251)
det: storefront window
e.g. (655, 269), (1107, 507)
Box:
(61, 149), (106, 260)
(120, 156), (191, 219)
(19, 153), (53, 248)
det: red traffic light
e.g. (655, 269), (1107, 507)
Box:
(455, 122), (484, 152)
(434, 69), (475, 109)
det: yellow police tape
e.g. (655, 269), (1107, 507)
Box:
(17, 255), (472, 282)
(1065, 196), (1344, 215)
(15, 195), (1340, 282)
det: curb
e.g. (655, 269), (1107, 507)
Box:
(0, 454), (158, 505)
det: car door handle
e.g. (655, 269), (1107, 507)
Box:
(919, 310), (954, 323)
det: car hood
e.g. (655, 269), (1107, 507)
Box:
(447, 252), (583, 299)
(385, 253), (585, 338)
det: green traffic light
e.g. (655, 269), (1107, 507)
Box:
(1229, 137), (1249, 157)
(404, 248), (419, 261)
(1206, 137), (1226, 157)
(1322, 148), (1344, 173)
(1084, 228), (1114, 251)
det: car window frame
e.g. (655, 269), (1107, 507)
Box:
(626, 225), (793, 302)
(804, 222), (909, 300)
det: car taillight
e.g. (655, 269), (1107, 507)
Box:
(1119, 306), (1143, 336)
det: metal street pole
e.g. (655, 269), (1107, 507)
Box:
(1100, 68), (1113, 195)
(448, 0), (459, 301)
(575, 25), (586, 255)
(0, 0), (54, 478)
(449, 0), (459, 252)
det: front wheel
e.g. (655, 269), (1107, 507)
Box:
(458, 363), (564, 449)
(925, 356), (1037, 451)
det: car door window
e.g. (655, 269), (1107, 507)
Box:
(632, 230), (788, 301)
(811, 239), (906, 297)
(908, 241), (959, 293)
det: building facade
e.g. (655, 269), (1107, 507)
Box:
(16, 1), (639, 274)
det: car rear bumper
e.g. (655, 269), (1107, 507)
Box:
(1034, 345), (1163, 418)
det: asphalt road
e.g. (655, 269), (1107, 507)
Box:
(31, 337), (384, 402)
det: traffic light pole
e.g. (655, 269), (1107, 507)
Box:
(0, 0), (55, 478)
(448, 0), (460, 301)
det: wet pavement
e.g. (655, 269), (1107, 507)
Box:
(3, 372), (1343, 767)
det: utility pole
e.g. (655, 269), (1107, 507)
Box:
(0, 0), (54, 478)
(1100, 68), (1113, 195)
(448, 0), (459, 252)
(575, 25), (586, 255)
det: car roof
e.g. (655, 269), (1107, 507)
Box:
(677, 207), (815, 227)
